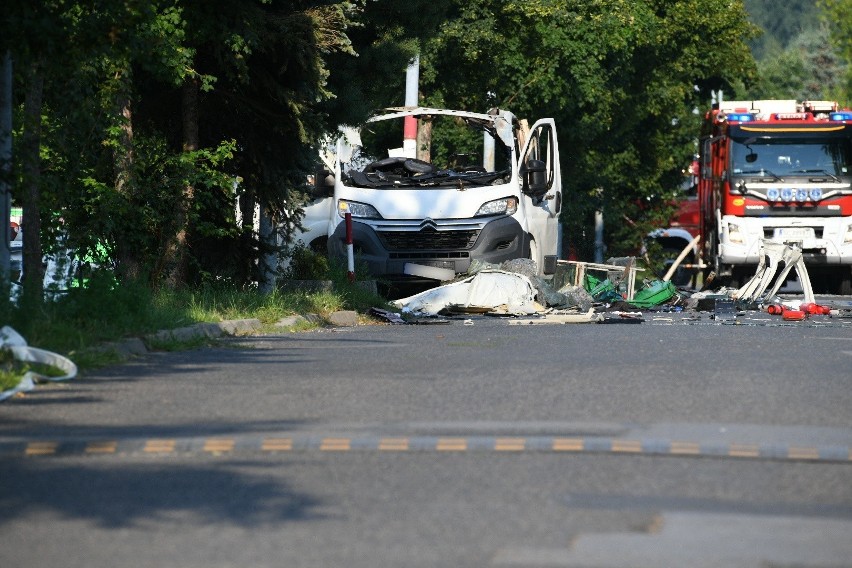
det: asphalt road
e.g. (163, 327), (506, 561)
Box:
(1, 309), (851, 567)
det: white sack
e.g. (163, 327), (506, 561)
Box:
(393, 270), (539, 316)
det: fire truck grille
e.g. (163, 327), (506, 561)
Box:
(378, 229), (480, 251)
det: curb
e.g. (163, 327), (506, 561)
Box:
(93, 318), (264, 360)
(1, 310), (366, 401)
(86, 311), (363, 362)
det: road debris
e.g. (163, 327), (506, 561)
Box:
(508, 309), (602, 325)
(0, 326), (78, 403)
(733, 241), (815, 305)
(368, 307), (407, 324)
(600, 311), (645, 324)
(382, 243), (848, 327)
(713, 299), (738, 322)
(392, 269), (540, 316)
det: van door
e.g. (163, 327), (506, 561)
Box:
(519, 118), (561, 274)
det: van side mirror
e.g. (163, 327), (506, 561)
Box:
(523, 159), (548, 198)
(313, 168), (335, 198)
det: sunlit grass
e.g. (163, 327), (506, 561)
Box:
(0, 257), (389, 378)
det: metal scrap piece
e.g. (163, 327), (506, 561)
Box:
(712, 299), (738, 322)
(735, 240), (815, 305)
(600, 311), (644, 324)
(508, 309), (602, 325)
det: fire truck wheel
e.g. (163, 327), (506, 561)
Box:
(839, 271), (852, 296)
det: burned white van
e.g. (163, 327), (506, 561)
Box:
(309, 107), (563, 284)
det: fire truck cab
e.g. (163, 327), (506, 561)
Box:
(698, 100), (852, 294)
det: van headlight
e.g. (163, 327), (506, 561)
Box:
(338, 200), (381, 219)
(728, 222), (744, 244)
(476, 196), (518, 217)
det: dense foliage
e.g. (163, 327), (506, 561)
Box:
(6, 0), (851, 297)
(2, 0), (363, 298)
(417, 1), (757, 258)
(819, 0), (852, 103)
(744, 0), (822, 60)
(742, 0), (849, 104)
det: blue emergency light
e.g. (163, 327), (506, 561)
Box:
(830, 111), (852, 121)
(726, 113), (754, 122)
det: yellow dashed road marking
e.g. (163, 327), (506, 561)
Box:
(25, 441), (57, 456)
(262, 438), (293, 451)
(670, 441), (701, 455)
(9, 435), (847, 463)
(729, 444), (760, 458)
(436, 438), (467, 451)
(320, 438), (351, 451)
(378, 438), (409, 451)
(494, 438), (526, 451)
(203, 438), (235, 453)
(86, 441), (117, 454)
(144, 439), (176, 453)
(787, 447), (820, 460)
(611, 439), (642, 453)
(552, 438), (584, 452)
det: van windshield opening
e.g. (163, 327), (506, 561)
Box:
(343, 114), (513, 188)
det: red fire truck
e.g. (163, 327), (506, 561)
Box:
(696, 99), (852, 294)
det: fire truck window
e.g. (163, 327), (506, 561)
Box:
(732, 138), (851, 176)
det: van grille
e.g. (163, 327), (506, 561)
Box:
(378, 229), (480, 251)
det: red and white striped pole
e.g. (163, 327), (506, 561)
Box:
(345, 211), (355, 283)
(403, 55), (419, 158)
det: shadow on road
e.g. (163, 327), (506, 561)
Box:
(0, 458), (327, 528)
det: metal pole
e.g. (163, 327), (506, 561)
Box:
(403, 55), (419, 158)
(594, 188), (604, 263)
(258, 206), (275, 294)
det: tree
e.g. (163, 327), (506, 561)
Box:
(155, 1), (361, 286)
(320, 0), (452, 126)
(1, 1), (363, 295)
(820, 0), (852, 104)
(0, 0), (113, 302)
(744, 0), (822, 60)
(745, 26), (846, 101)
(0, 1), (197, 298)
(418, 0), (758, 258)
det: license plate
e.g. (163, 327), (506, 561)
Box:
(419, 260), (455, 270)
(773, 227), (814, 241)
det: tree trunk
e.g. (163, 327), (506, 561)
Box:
(20, 61), (44, 304)
(165, 74), (199, 288)
(0, 52), (13, 286)
(114, 89), (133, 194)
(416, 117), (432, 163)
(113, 68), (140, 281)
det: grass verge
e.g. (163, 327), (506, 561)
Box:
(0, 260), (391, 378)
